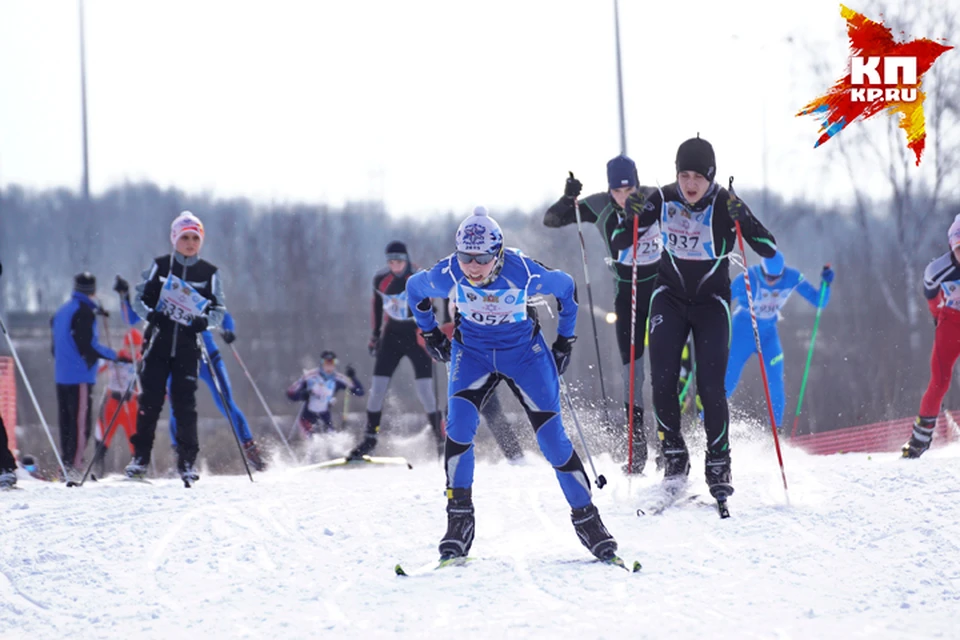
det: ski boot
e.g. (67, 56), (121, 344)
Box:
(705, 453), (734, 500)
(124, 456), (148, 479)
(571, 503), (618, 561)
(0, 468), (17, 489)
(178, 459), (200, 487)
(348, 427), (379, 460)
(438, 488), (475, 560)
(661, 446), (690, 494)
(243, 440), (267, 471)
(902, 417), (936, 459)
(621, 406), (648, 476)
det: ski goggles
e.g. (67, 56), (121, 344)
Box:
(456, 251), (497, 265)
(385, 253), (408, 262)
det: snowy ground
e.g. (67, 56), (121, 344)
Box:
(2, 427), (960, 640)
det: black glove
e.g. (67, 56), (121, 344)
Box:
(116, 354), (133, 364)
(551, 335), (576, 375)
(113, 275), (129, 295)
(190, 316), (208, 332)
(368, 333), (380, 357)
(221, 330), (236, 344)
(564, 172), (583, 200)
(821, 265), (835, 285)
(625, 191), (647, 217)
(726, 195), (751, 221)
(95, 305), (110, 317)
(145, 310), (160, 325)
(345, 365), (357, 379)
(421, 327), (451, 363)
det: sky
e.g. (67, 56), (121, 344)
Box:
(0, 0), (953, 219)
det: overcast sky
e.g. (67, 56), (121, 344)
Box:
(0, 0), (950, 219)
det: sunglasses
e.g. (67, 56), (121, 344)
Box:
(457, 251), (497, 265)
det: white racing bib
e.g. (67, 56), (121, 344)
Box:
(617, 222), (662, 266)
(753, 287), (791, 320)
(157, 274), (210, 326)
(305, 374), (338, 413)
(660, 200), (719, 260)
(941, 280), (960, 311)
(455, 283), (527, 326)
(378, 291), (412, 321)
(107, 362), (137, 393)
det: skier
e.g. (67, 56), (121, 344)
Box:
(51, 272), (130, 477)
(124, 211), (226, 485)
(544, 155), (660, 473)
(115, 276), (267, 471)
(91, 328), (143, 474)
(903, 214), (960, 458)
(286, 350), (365, 436)
(614, 135), (777, 502)
(348, 241), (443, 460)
(725, 251), (834, 432)
(406, 206), (619, 562)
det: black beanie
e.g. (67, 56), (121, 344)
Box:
(675, 135), (716, 182)
(385, 241), (408, 260)
(74, 272), (96, 295)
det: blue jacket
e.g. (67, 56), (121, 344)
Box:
(51, 293), (118, 384)
(731, 266), (830, 331)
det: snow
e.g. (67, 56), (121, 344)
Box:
(3, 429), (960, 640)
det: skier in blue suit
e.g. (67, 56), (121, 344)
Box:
(405, 206), (618, 563)
(724, 251), (834, 431)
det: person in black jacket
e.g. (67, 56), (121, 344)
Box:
(51, 272), (128, 476)
(348, 241), (443, 460)
(124, 212), (226, 485)
(614, 136), (777, 499)
(544, 156), (659, 474)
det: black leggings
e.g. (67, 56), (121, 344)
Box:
(373, 327), (433, 379)
(648, 288), (731, 458)
(132, 344), (200, 465)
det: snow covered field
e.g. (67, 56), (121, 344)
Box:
(2, 429), (960, 640)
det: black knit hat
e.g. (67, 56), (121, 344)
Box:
(385, 241), (408, 261)
(675, 135), (716, 182)
(320, 350), (337, 363)
(74, 272), (96, 295)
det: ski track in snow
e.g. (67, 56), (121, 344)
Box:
(2, 436), (960, 639)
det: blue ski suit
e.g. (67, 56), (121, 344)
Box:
(406, 249), (593, 509)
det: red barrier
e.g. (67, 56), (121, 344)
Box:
(791, 413), (959, 456)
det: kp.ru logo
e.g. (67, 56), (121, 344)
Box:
(797, 4), (952, 165)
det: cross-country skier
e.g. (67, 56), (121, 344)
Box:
(614, 135), (777, 502)
(725, 251), (834, 432)
(124, 211), (226, 485)
(348, 241), (443, 460)
(903, 214), (960, 458)
(91, 328), (143, 475)
(115, 276), (267, 472)
(544, 155), (660, 474)
(286, 350), (364, 436)
(406, 206), (619, 562)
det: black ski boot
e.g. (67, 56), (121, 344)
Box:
(661, 445), (690, 492)
(902, 417), (935, 459)
(621, 405), (648, 476)
(124, 456), (148, 479)
(177, 457), (199, 487)
(438, 488), (475, 560)
(571, 503), (618, 561)
(705, 452), (734, 499)
(348, 426), (379, 460)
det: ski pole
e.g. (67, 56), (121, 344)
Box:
(560, 375), (607, 489)
(200, 338), (253, 482)
(226, 342), (295, 459)
(68, 328), (159, 487)
(288, 402), (305, 441)
(0, 314), (70, 480)
(570, 173), (614, 430)
(790, 268), (830, 438)
(627, 209), (641, 472)
(729, 176), (789, 501)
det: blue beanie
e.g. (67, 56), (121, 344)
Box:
(762, 252), (785, 277)
(606, 155), (638, 190)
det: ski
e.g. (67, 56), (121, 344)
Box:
(299, 455), (413, 472)
(636, 487), (698, 516)
(603, 555), (642, 572)
(395, 556), (472, 577)
(91, 475), (153, 485)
